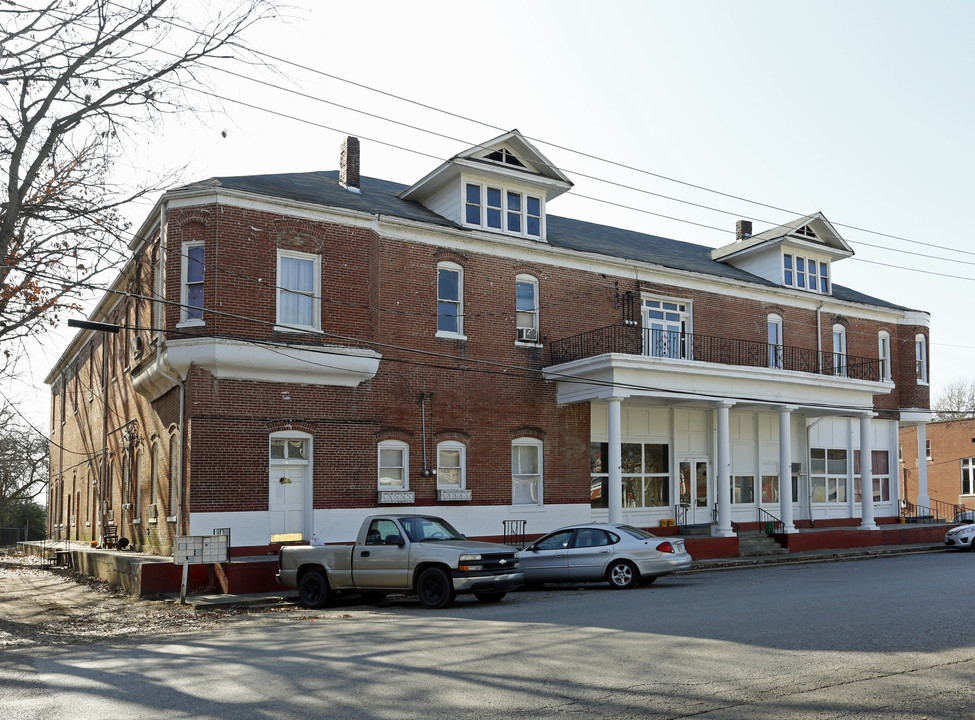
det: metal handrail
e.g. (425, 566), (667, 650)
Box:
(901, 499), (971, 523)
(674, 503), (689, 527)
(550, 324), (881, 381)
(757, 508), (784, 535)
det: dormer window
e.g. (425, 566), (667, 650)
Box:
(465, 182), (542, 238)
(783, 252), (829, 294)
(485, 148), (527, 168)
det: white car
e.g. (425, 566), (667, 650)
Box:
(945, 520), (975, 551)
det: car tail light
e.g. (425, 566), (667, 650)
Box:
(656, 541), (675, 553)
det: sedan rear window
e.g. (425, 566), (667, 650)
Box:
(617, 525), (657, 540)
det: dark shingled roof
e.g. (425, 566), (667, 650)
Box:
(175, 170), (910, 312)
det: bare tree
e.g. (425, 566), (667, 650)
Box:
(933, 379), (975, 421)
(0, 403), (49, 526)
(0, 0), (275, 375)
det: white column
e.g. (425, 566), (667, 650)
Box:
(607, 397), (624, 524)
(778, 406), (797, 533)
(916, 422), (930, 509)
(859, 414), (878, 530)
(714, 402), (734, 537)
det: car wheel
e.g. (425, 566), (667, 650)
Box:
(416, 567), (456, 609)
(298, 570), (331, 609)
(606, 560), (639, 589)
(474, 592), (506, 603)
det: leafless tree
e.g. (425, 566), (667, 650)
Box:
(933, 379), (975, 421)
(0, 403), (49, 525)
(0, 0), (276, 376)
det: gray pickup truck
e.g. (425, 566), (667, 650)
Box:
(276, 514), (523, 609)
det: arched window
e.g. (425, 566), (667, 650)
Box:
(878, 331), (892, 382)
(437, 262), (464, 337)
(832, 324), (847, 377)
(168, 431), (180, 520)
(512, 438), (543, 505)
(767, 314), (783, 369)
(377, 440), (409, 490)
(437, 441), (466, 490)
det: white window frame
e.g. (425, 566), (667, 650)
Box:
(854, 449), (891, 503)
(436, 262), (466, 339)
(134, 447), (143, 523)
(276, 249), (322, 333)
(878, 331), (892, 382)
(436, 441), (466, 490)
(915, 334), (928, 384)
(767, 314), (783, 369)
(512, 438), (543, 506)
(378, 440), (409, 491)
(732, 475), (756, 504)
(149, 440), (160, 523)
(643, 297), (691, 359)
(178, 240), (205, 327)
(962, 458), (975, 496)
(925, 439), (932, 461)
(463, 180), (544, 239)
(168, 431), (179, 522)
(810, 448), (848, 504)
(782, 252), (830, 294)
(515, 274), (539, 344)
(832, 324), (847, 377)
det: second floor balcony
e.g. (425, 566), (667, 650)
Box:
(549, 324), (883, 382)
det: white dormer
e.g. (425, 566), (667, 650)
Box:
(399, 130), (573, 242)
(710, 212), (853, 295)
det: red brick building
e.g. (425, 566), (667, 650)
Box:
(46, 132), (931, 555)
(899, 419), (975, 516)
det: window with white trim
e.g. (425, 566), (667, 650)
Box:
(276, 249), (320, 331)
(512, 438), (543, 505)
(811, 448), (848, 503)
(925, 439), (932, 461)
(168, 432), (179, 519)
(437, 262), (464, 337)
(464, 182), (542, 238)
(150, 441), (160, 522)
(180, 241), (205, 325)
(878, 331), (892, 381)
(590, 442), (669, 509)
(732, 475), (756, 504)
(915, 334), (928, 383)
(436, 441), (466, 490)
(832, 324), (847, 377)
(643, 298), (690, 359)
(515, 275), (539, 342)
(783, 252), (829, 293)
(378, 440), (409, 490)
(767, 314), (783, 369)
(962, 458), (975, 495)
(854, 449), (891, 502)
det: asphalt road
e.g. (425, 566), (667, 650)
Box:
(4, 552), (975, 719)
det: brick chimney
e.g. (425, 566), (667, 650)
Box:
(736, 219), (752, 242)
(340, 136), (360, 193)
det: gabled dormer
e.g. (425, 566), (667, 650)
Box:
(399, 130), (573, 242)
(710, 212), (854, 295)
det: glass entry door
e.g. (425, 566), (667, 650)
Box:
(679, 459), (710, 525)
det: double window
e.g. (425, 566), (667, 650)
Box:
(377, 441), (409, 490)
(783, 253), (829, 293)
(512, 438), (543, 505)
(811, 448), (847, 503)
(180, 242), (205, 325)
(465, 183), (542, 238)
(437, 262), (464, 337)
(277, 250), (320, 332)
(437, 441), (466, 490)
(515, 275), (539, 342)
(590, 443), (669, 509)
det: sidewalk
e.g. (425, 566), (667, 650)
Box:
(169, 540), (953, 611)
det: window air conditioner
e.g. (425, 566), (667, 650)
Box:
(517, 327), (538, 343)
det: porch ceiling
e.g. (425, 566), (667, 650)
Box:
(543, 353), (890, 412)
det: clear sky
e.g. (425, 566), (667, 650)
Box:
(9, 0), (975, 427)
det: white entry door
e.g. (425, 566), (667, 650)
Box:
(269, 464), (306, 539)
(679, 459), (711, 525)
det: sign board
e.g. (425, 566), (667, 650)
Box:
(174, 535), (229, 565)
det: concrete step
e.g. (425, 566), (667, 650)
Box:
(738, 532), (789, 557)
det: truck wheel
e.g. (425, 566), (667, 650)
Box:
(416, 567), (456, 609)
(298, 570), (331, 609)
(474, 592), (506, 603)
(606, 560), (639, 589)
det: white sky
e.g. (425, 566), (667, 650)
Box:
(9, 0), (975, 428)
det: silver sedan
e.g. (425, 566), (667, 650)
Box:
(519, 523), (692, 589)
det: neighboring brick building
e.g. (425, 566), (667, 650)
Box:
(899, 419), (975, 516)
(46, 131), (932, 555)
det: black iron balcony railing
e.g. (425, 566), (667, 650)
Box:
(549, 324), (882, 382)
